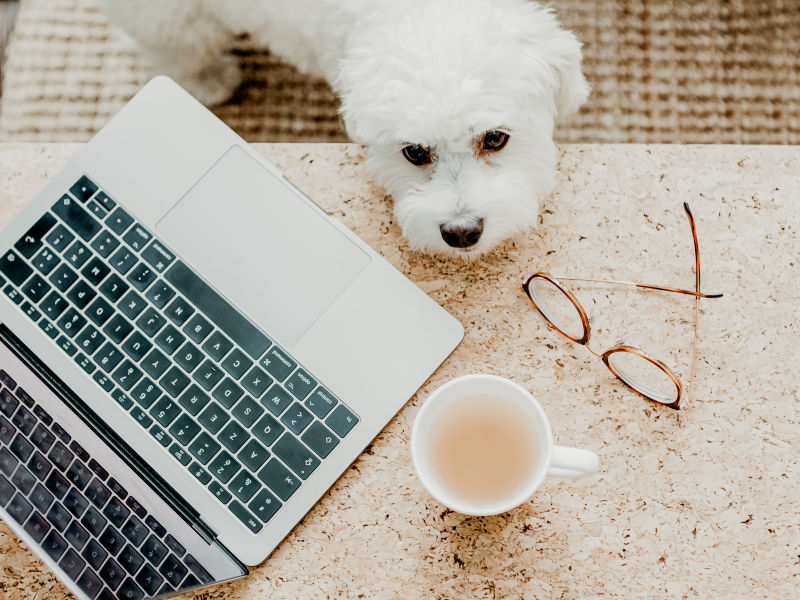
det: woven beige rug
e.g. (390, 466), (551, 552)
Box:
(0, 0), (798, 143)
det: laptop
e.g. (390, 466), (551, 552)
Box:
(0, 76), (463, 599)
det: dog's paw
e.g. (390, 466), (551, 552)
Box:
(181, 54), (243, 106)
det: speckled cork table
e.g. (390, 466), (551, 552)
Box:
(1, 143), (798, 599)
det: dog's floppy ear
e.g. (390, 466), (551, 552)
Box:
(523, 5), (590, 123)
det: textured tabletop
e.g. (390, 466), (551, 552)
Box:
(0, 144), (798, 599)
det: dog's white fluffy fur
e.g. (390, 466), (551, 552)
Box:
(98, 0), (588, 259)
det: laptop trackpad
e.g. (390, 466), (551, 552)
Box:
(157, 146), (370, 346)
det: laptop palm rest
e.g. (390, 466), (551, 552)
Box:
(156, 146), (370, 347)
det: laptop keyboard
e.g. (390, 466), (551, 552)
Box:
(1, 176), (359, 534)
(0, 369), (215, 599)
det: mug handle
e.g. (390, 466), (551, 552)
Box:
(546, 445), (599, 479)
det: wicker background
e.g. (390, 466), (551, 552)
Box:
(0, 0), (798, 144)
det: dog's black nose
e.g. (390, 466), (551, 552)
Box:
(440, 219), (484, 248)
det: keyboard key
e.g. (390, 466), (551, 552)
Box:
(93, 371), (114, 392)
(252, 414), (283, 447)
(66, 460), (93, 490)
(15, 213), (57, 258)
(160, 367), (190, 397)
(189, 462), (211, 484)
(86, 297), (114, 328)
(100, 556), (126, 589)
(183, 313), (213, 344)
(4, 284), (23, 304)
(107, 207), (135, 236)
(228, 500), (262, 534)
(168, 414), (200, 446)
(0, 473), (12, 503)
(49, 263), (78, 292)
(77, 569), (104, 598)
(165, 261), (272, 360)
(168, 443), (191, 465)
(145, 281), (175, 309)
(119, 543), (145, 575)
(197, 402), (229, 434)
(107, 477), (127, 499)
(31, 423), (55, 452)
(21, 273), (50, 303)
(273, 434), (319, 480)
(232, 396), (263, 427)
(202, 331), (232, 362)
(158, 554), (187, 587)
(0, 370), (17, 389)
(82, 257), (111, 287)
(238, 439), (270, 473)
(99, 273), (129, 302)
(188, 432), (220, 465)
(326, 404), (359, 437)
(57, 306), (88, 337)
(305, 387), (338, 419)
(52, 194), (101, 241)
(117, 577), (145, 600)
(144, 514), (166, 538)
(28, 450), (52, 482)
(30, 483), (55, 512)
(82, 537), (108, 568)
(59, 547), (86, 580)
(209, 451), (241, 484)
(177, 385), (210, 416)
(88, 458), (109, 481)
(63, 487), (89, 517)
(241, 366), (272, 399)
(104, 314), (134, 344)
(94, 342), (124, 372)
(46, 501), (72, 532)
(40, 290), (68, 320)
(141, 348), (170, 379)
(45, 470), (70, 499)
(11, 433), (34, 461)
(123, 225), (152, 252)
(193, 359), (224, 391)
(66, 279), (96, 309)
(212, 377), (244, 409)
(70, 440), (90, 463)
(228, 469), (259, 502)
(154, 324), (184, 355)
(218, 421), (248, 453)
(24, 510), (50, 543)
(70, 176), (98, 202)
(53, 422), (71, 443)
(49, 441), (74, 471)
(141, 240), (175, 273)
(0, 416), (13, 445)
(257, 459), (300, 501)
(121, 330), (151, 361)
(94, 191), (116, 211)
(41, 528), (68, 560)
(57, 335), (79, 357)
(136, 307), (165, 337)
(150, 423), (172, 446)
(164, 296), (194, 326)
(0, 250), (32, 287)
(100, 524), (126, 556)
(260, 347), (297, 382)
(0, 388), (19, 417)
(150, 397), (181, 427)
(136, 563), (163, 596)
(91, 231), (120, 258)
(121, 516), (149, 546)
(131, 406), (154, 428)
(112, 360), (143, 391)
(301, 421), (339, 459)
(32, 247), (59, 275)
(75, 324), (106, 355)
(185, 554), (213, 584)
(127, 263), (156, 291)
(281, 402), (314, 435)
(8, 492), (34, 524)
(285, 369), (316, 400)
(12, 464), (36, 494)
(64, 519), (90, 550)
(209, 481), (232, 504)
(12, 405), (36, 435)
(21, 300), (42, 321)
(46, 224), (75, 253)
(141, 534), (168, 566)
(65, 240), (91, 268)
(249, 488), (281, 523)
(86, 477), (112, 508)
(30, 402), (49, 421)
(221, 348), (251, 380)
(174, 341), (203, 373)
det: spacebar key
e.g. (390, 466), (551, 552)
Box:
(164, 261), (271, 359)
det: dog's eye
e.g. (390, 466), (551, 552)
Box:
(401, 145), (433, 166)
(482, 130), (509, 151)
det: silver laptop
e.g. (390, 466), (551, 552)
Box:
(0, 76), (463, 599)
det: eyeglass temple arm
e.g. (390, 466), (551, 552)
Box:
(549, 276), (722, 299)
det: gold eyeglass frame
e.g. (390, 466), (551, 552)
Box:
(522, 202), (722, 409)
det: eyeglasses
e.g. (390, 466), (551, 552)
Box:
(522, 202), (722, 409)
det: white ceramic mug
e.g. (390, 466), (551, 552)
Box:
(411, 374), (599, 516)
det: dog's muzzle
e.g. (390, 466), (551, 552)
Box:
(440, 219), (484, 248)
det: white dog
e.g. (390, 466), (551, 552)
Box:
(98, 0), (588, 258)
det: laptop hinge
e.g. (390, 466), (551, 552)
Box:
(193, 516), (218, 544)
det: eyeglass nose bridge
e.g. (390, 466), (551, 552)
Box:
(601, 345), (682, 409)
(522, 273), (592, 345)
